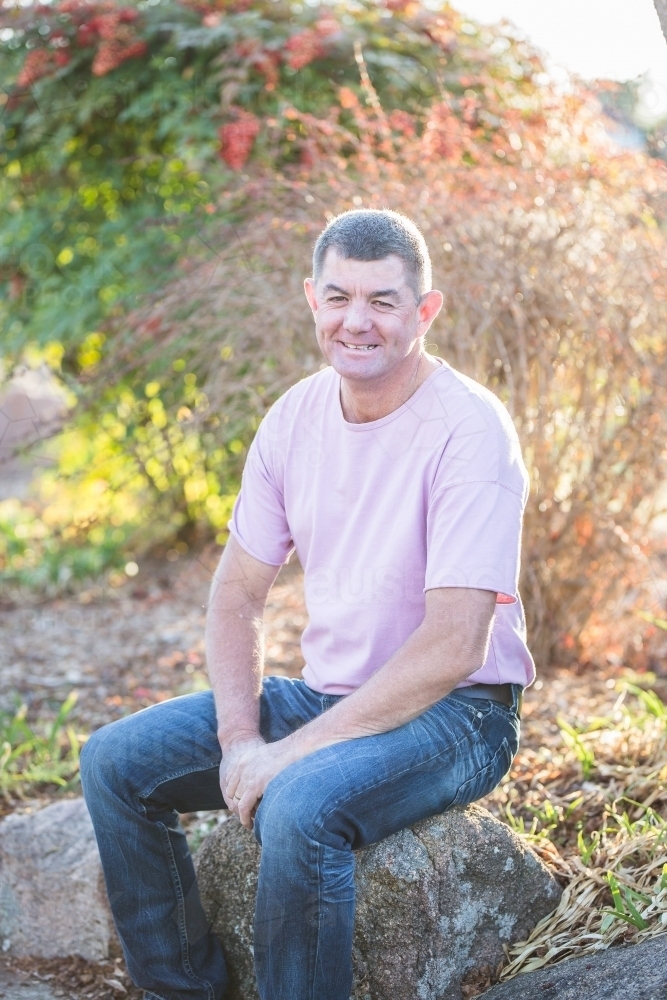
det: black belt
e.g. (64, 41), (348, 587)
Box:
(453, 682), (522, 714)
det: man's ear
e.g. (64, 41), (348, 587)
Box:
(304, 277), (318, 317)
(418, 289), (444, 335)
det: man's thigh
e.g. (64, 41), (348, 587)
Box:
(83, 677), (330, 813)
(142, 677), (329, 812)
(256, 693), (520, 850)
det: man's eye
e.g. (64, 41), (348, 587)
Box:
(328, 296), (347, 303)
(374, 300), (394, 308)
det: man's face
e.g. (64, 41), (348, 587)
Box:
(304, 250), (440, 383)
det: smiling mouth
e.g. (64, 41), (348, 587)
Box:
(341, 343), (378, 351)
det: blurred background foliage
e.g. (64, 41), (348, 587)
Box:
(1, 0), (667, 668)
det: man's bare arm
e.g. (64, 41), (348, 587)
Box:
(285, 586), (497, 756)
(223, 586), (498, 825)
(205, 535), (281, 754)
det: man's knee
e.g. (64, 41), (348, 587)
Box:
(80, 717), (131, 800)
(81, 694), (220, 808)
(80, 710), (159, 800)
(254, 765), (341, 852)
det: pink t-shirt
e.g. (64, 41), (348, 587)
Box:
(229, 360), (535, 695)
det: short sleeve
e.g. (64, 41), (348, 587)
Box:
(228, 426), (293, 567)
(424, 482), (524, 603)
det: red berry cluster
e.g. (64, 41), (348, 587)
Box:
(218, 109), (261, 170)
(422, 101), (467, 160)
(284, 18), (338, 71)
(15, 0), (148, 86)
(299, 139), (317, 169)
(284, 30), (320, 72)
(16, 47), (70, 87)
(78, 5), (147, 76)
(92, 34), (147, 76)
(388, 109), (416, 137)
(252, 49), (280, 88)
(179, 0), (253, 14)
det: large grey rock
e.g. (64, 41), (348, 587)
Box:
(196, 803), (562, 1000)
(0, 798), (115, 960)
(484, 933), (667, 999)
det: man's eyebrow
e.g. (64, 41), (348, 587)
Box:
(321, 284), (401, 298)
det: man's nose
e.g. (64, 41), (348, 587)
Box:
(342, 301), (373, 335)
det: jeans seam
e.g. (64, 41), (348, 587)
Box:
(313, 840), (324, 1000)
(158, 819), (215, 1000)
(451, 736), (513, 807)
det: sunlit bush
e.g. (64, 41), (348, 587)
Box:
(0, 375), (238, 596)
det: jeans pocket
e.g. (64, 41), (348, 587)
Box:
(451, 737), (513, 808)
(448, 693), (495, 721)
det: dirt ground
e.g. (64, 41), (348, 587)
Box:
(0, 546), (306, 736)
(0, 548), (657, 999)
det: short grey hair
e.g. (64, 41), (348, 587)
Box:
(312, 209), (432, 299)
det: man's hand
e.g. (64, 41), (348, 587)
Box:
(219, 736), (265, 809)
(221, 736), (298, 830)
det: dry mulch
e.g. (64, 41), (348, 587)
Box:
(2, 549), (665, 997)
(0, 955), (142, 1000)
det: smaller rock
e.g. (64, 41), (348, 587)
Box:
(484, 933), (667, 999)
(0, 798), (115, 961)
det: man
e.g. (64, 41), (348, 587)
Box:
(81, 209), (534, 1000)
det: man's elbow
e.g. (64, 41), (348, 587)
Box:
(424, 620), (493, 675)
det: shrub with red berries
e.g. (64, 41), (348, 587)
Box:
(218, 109), (261, 170)
(284, 18), (339, 71)
(284, 29), (324, 71)
(16, 48), (70, 87)
(12, 0), (148, 84)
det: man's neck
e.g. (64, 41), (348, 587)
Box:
(340, 351), (441, 424)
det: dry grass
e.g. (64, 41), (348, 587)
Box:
(469, 680), (667, 993)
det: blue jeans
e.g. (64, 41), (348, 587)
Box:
(80, 676), (520, 1000)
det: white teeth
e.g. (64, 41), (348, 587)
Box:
(343, 343), (376, 350)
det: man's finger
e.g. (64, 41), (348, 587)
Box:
(224, 762), (243, 803)
(224, 775), (244, 812)
(225, 776), (239, 804)
(223, 789), (238, 811)
(228, 779), (249, 817)
(238, 788), (259, 830)
(219, 760), (238, 810)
